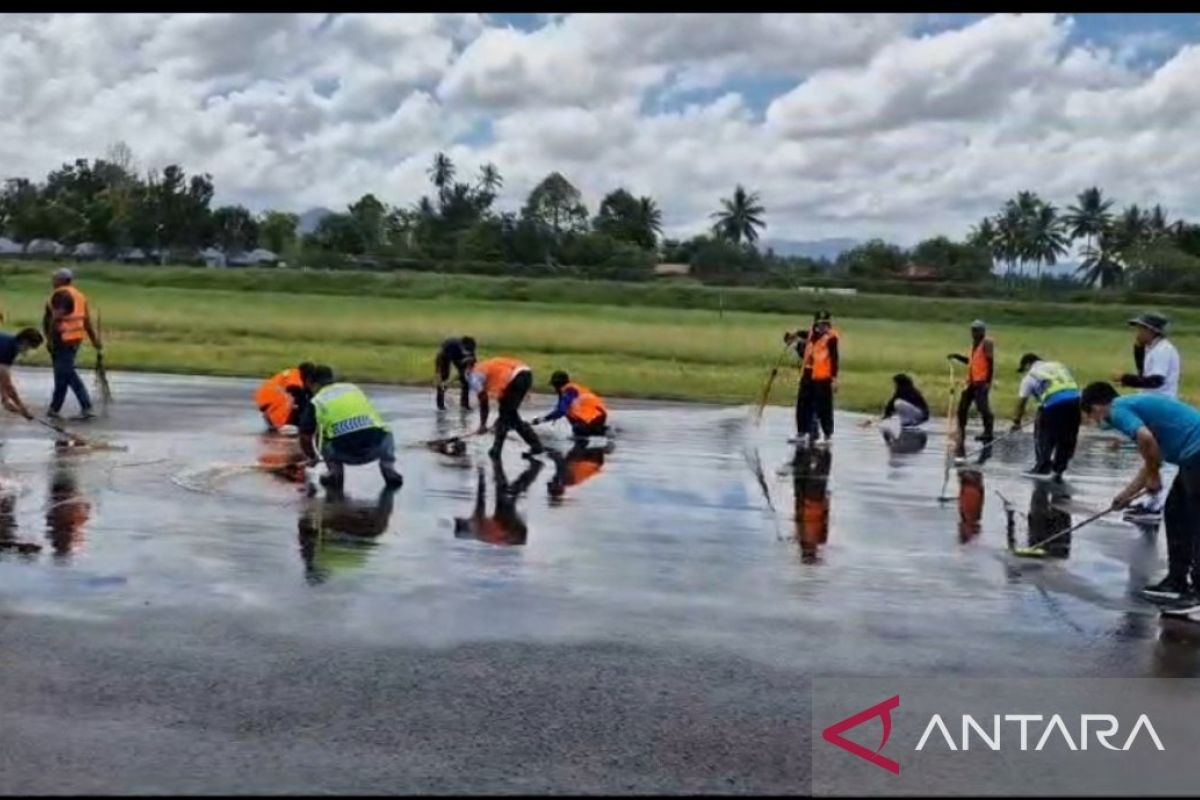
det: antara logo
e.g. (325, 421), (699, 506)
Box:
(915, 713), (1165, 752)
(822, 698), (1166, 775)
(822, 695), (901, 774)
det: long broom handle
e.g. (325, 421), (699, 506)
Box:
(956, 424), (1024, 461)
(32, 417), (99, 448)
(1025, 491), (1146, 551)
(753, 342), (793, 422)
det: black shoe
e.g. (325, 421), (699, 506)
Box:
(382, 469), (404, 489)
(319, 473), (344, 490)
(488, 445), (503, 459)
(75, 409), (96, 422)
(46, 409), (62, 420)
(975, 433), (994, 443)
(1141, 576), (1189, 603)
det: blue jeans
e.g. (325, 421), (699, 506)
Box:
(50, 343), (92, 414)
(320, 430), (396, 467)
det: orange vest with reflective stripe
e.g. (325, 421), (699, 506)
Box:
(254, 368), (303, 410)
(968, 339), (993, 384)
(476, 357), (529, 399)
(802, 328), (838, 382)
(49, 285), (88, 345)
(563, 381), (606, 425)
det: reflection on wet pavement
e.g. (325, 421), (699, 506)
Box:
(1, 370), (1198, 677)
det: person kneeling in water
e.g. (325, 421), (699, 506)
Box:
(533, 370), (609, 440)
(881, 373), (929, 429)
(299, 365), (403, 491)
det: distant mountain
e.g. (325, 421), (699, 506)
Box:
(763, 237), (860, 262)
(298, 207), (336, 235)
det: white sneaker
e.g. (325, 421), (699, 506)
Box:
(1123, 503), (1163, 525)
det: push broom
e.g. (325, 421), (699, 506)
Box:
(1011, 491), (1145, 559)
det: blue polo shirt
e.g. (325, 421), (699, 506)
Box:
(1107, 394), (1200, 466)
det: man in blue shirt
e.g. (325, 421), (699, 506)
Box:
(1081, 382), (1200, 604)
(0, 327), (45, 422)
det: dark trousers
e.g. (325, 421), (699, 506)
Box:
(796, 378), (834, 439)
(50, 343), (92, 414)
(956, 382), (994, 440)
(1033, 400), (1081, 474)
(569, 411), (608, 439)
(1163, 460), (1200, 586)
(435, 354), (470, 410)
(493, 371), (542, 452)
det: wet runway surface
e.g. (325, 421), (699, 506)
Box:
(3, 371), (1198, 793)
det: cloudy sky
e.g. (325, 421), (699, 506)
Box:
(2, 12), (1199, 245)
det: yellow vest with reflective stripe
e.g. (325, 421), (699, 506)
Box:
(1028, 361), (1078, 407)
(312, 383), (386, 447)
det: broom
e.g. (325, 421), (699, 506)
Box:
(1011, 491), (1145, 559)
(94, 307), (113, 407)
(753, 342), (793, 426)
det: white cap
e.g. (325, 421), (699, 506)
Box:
(53, 267), (74, 282)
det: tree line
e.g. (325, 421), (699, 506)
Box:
(967, 188), (1200, 291)
(2, 142), (1198, 292)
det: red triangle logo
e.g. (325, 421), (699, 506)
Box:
(822, 694), (901, 774)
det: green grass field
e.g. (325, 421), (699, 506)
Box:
(2, 261), (1195, 414)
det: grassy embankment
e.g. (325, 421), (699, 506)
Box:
(1, 261), (1196, 413)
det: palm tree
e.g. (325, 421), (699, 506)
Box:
(1075, 241), (1123, 288)
(711, 185), (765, 245)
(967, 217), (995, 249)
(994, 203), (1025, 280)
(427, 152), (455, 202)
(1064, 187), (1113, 261)
(1027, 202), (1069, 281)
(636, 196), (662, 247)
(477, 162), (503, 194)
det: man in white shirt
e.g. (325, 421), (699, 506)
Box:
(1116, 312), (1182, 520)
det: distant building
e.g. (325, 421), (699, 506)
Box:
(119, 247), (149, 264)
(0, 237), (23, 256)
(228, 248), (279, 267)
(901, 263), (940, 281)
(654, 262), (691, 277)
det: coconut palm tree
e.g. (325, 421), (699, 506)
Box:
(711, 185), (766, 245)
(967, 217), (995, 249)
(636, 196), (663, 246)
(1028, 202), (1069, 281)
(1064, 186), (1113, 260)
(477, 162), (503, 194)
(994, 203), (1026, 280)
(427, 152), (456, 201)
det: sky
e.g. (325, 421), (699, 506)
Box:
(2, 12), (1199, 246)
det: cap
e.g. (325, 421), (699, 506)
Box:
(970, 319), (986, 330)
(1017, 353), (1041, 374)
(1127, 312), (1168, 336)
(53, 267), (74, 282)
(550, 370), (569, 388)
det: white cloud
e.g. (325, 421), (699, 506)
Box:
(0, 12), (1198, 245)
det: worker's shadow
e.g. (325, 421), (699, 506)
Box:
(545, 442), (609, 506)
(791, 445), (831, 564)
(453, 456), (543, 546)
(297, 485), (397, 585)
